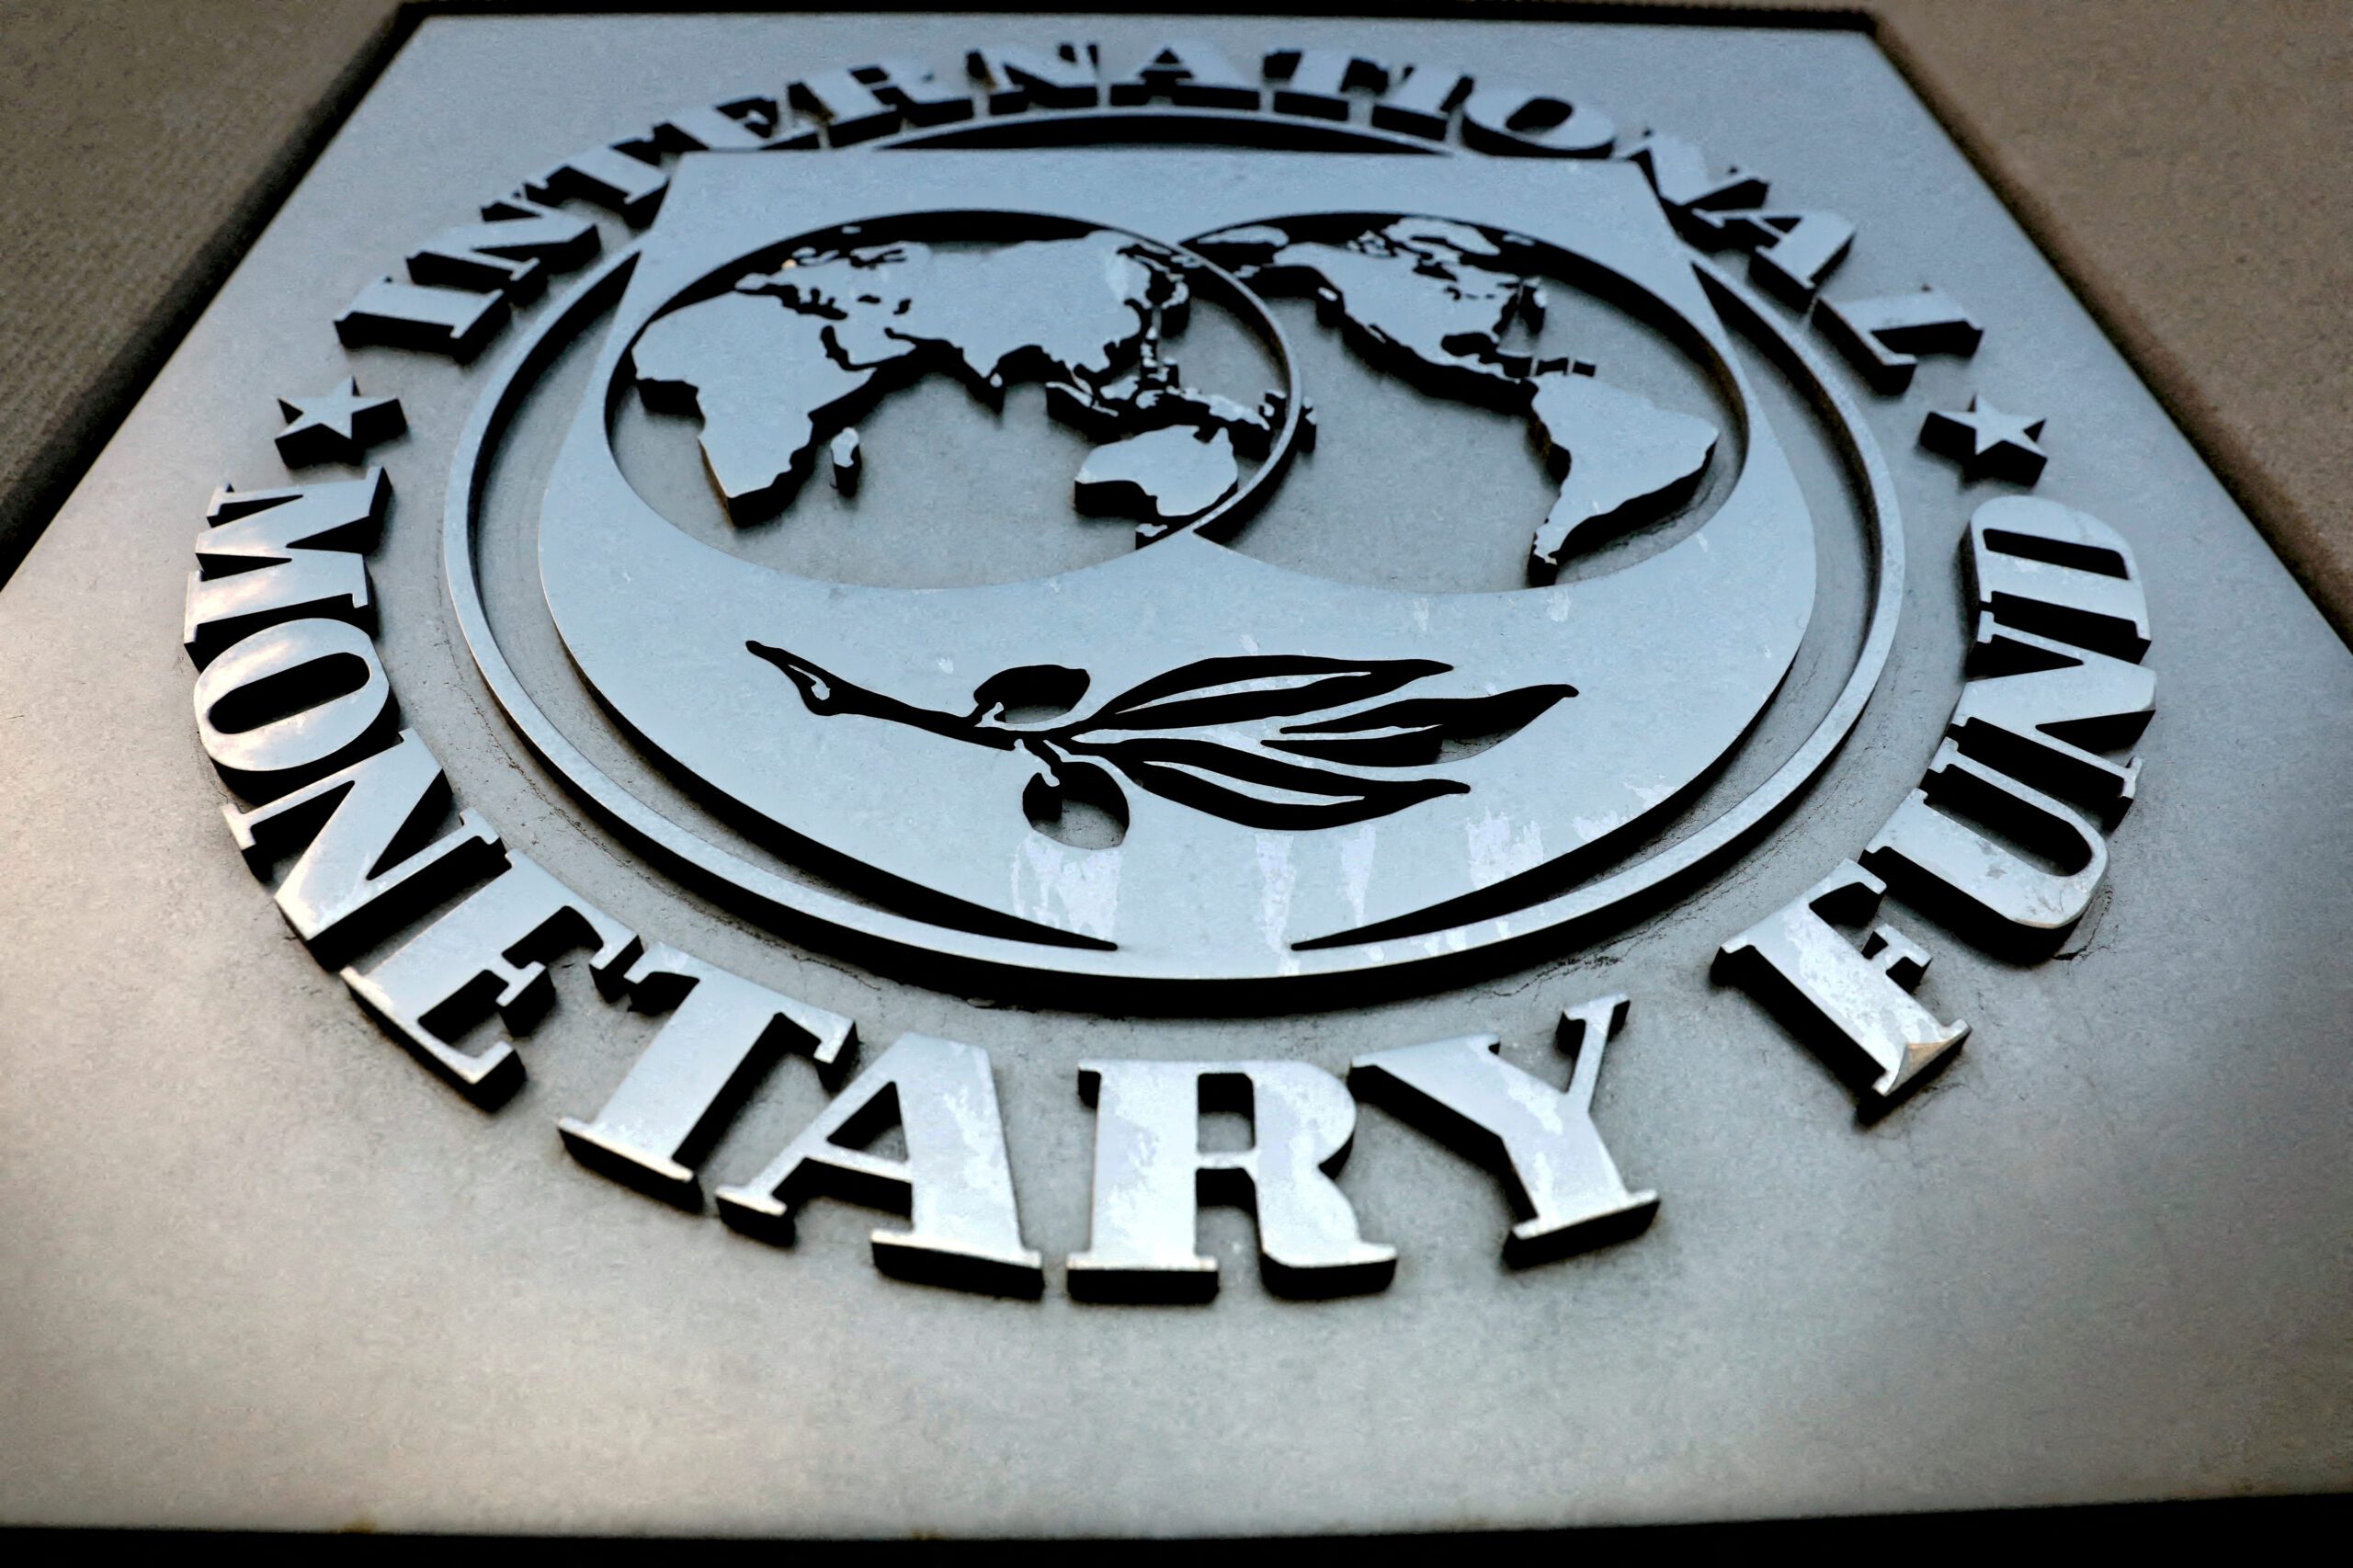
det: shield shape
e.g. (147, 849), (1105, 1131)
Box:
(523, 155), (1820, 980)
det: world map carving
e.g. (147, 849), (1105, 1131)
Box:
(629, 230), (1278, 531)
(627, 216), (1718, 571)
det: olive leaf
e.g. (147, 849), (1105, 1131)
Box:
(748, 642), (1574, 835)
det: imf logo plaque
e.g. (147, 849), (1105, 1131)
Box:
(182, 39), (2154, 1302)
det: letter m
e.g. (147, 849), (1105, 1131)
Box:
(185, 470), (391, 665)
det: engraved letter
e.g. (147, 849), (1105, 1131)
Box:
(714, 1035), (1040, 1298)
(335, 277), (506, 360)
(193, 471), (389, 570)
(1619, 131), (1769, 221)
(194, 618), (395, 796)
(1349, 995), (1658, 1266)
(521, 141), (668, 224)
(560, 944), (854, 1209)
(1863, 742), (2109, 956)
(791, 58), (973, 143)
(1618, 133), (1854, 301)
(1713, 863), (1968, 1108)
(340, 855), (639, 1106)
(858, 57), (976, 124)
(1815, 286), (1981, 393)
(1065, 1062), (1395, 1303)
(652, 96), (817, 153)
(1370, 62), (1470, 139)
(1692, 209), (1856, 305)
(788, 69), (901, 142)
(1967, 495), (2149, 661)
(405, 197), (600, 302)
(1260, 47), (1389, 120)
(1951, 616), (2154, 821)
(185, 551), (370, 668)
(1459, 83), (1614, 157)
(1107, 40), (1262, 109)
(966, 43), (1101, 112)
(224, 727), (501, 958)
(185, 471), (390, 665)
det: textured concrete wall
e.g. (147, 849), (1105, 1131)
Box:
(3, 1), (2345, 629)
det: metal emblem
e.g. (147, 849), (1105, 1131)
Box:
(34, 14), (2347, 1533)
(170, 29), (2163, 1293)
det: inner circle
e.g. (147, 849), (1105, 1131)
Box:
(609, 210), (1303, 590)
(446, 173), (1899, 995)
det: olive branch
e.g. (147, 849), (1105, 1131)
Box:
(747, 642), (1574, 835)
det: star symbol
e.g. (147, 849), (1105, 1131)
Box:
(275, 377), (405, 467)
(1919, 394), (2048, 484)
